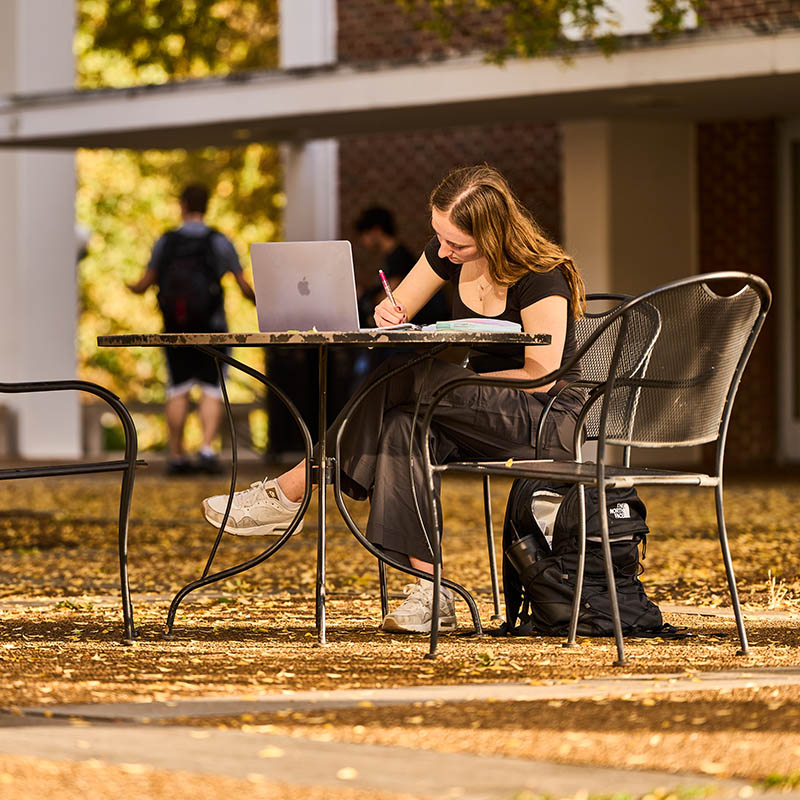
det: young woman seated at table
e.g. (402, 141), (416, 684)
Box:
(202, 164), (586, 634)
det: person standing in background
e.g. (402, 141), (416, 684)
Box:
(355, 206), (449, 327)
(128, 184), (255, 475)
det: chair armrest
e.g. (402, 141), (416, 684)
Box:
(0, 379), (138, 461)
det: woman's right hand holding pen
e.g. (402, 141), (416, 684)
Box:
(374, 296), (407, 327)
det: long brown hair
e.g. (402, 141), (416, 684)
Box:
(430, 165), (585, 318)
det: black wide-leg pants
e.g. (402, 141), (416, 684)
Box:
(326, 353), (580, 563)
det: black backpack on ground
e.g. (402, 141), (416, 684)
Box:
(492, 478), (678, 638)
(156, 229), (223, 332)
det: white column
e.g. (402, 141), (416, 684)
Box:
(561, 118), (698, 465)
(282, 140), (339, 242)
(562, 119), (697, 295)
(279, 0), (339, 241)
(608, 120), (697, 295)
(0, 0), (79, 458)
(279, 0), (336, 68)
(562, 121), (613, 294)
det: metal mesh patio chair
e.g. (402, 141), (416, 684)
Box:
(376, 294), (657, 625)
(481, 293), (656, 620)
(420, 272), (771, 664)
(0, 379), (144, 642)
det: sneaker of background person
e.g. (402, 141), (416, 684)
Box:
(195, 450), (223, 475)
(202, 477), (303, 536)
(166, 456), (195, 477)
(381, 581), (457, 633)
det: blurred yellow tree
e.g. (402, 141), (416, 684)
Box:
(75, 0), (282, 426)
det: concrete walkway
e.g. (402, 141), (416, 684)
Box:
(5, 666), (800, 799)
(0, 714), (760, 800)
(20, 666), (800, 722)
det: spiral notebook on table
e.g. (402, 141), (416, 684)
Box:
(401, 319), (523, 332)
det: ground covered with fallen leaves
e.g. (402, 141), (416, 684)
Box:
(2, 465), (798, 609)
(0, 754), (419, 800)
(0, 464), (799, 795)
(184, 685), (800, 784)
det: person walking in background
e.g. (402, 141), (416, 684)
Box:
(128, 183), (255, 476)
(354, 205), (448, 327)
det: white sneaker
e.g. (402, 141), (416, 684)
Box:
(202, 478), (303, 537)
(381, 581), (457, 633)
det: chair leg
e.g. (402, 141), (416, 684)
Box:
(117, 462), (136, 644)
(427, 556), (442, 659)
(564, 484), (588, 648)
(378, 560), (388, 620)
(483, 475), (502, 621)
(426, 473), (444, 658)
(424, 523), (485, 655)
(452, 581), (483, 636)
(598, 481), (628, 666)
(106, 389), (139, 645)
(715, 483), (750, 655)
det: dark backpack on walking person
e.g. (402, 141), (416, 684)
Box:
(155, 229), (223, 332)
(492, 478), (681, 639)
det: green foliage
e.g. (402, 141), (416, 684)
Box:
(761, 772), (800, 790)
(76, 0), (278, 89)
(75, 1), (282, 419)
(77, 144), (284, 403)
(395, 0), (703, 62)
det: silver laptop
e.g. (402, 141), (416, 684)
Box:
(250, 240), (361, 332)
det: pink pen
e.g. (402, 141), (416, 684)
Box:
(378, 269), (399, 309)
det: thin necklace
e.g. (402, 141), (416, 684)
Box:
(477, 274), (493, 301)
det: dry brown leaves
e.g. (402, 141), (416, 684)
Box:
(0, 469), (798, 761)
(2, 468), (798, 608)
(180, 685), (800, 782)
(0, 754), (418, 800)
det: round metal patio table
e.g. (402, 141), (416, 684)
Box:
(98, 329), (550, 644)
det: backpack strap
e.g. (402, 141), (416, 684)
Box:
(198, 228), (223, 289)
(153, 229), (181, 281)
(154, 227), (220, 279)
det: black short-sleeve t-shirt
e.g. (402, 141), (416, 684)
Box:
(424, 236), (578, 376)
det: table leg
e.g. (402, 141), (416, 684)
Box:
(163, 346), (313, 638)
(315, 344), (328, 645)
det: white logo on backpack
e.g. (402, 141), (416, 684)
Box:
(609, 502), (631, 520)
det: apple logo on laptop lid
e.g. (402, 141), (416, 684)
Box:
(297, 276), (310, 296)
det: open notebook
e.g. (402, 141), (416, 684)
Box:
(390, 318), (522, 333)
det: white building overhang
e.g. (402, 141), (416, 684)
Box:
(2, 25), (800, 150)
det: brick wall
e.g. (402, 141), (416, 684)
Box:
(339, 123), (562, 260)
(702, 0), (800, 26)
(335, 4), (782, 469)
(336, 0), (800, 66)
(697, 120), (778, 467)
(337, 2), (563, 282)
(337, 0), (506, 63)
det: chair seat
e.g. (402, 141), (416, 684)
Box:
(435, 458), (719, 488)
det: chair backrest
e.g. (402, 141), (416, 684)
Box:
(574, 294), (661, 441)
(598, 273), (771, 450)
